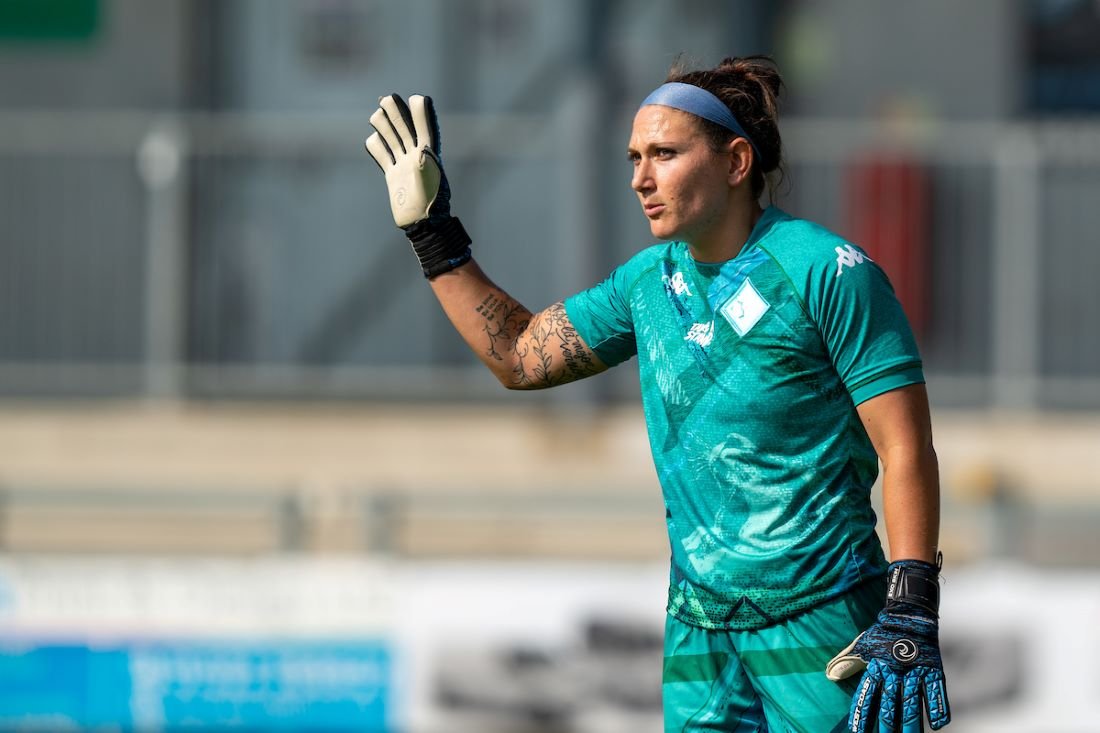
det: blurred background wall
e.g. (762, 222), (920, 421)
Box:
(1, 1), (1099, 731)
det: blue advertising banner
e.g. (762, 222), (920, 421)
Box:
(0, 639), (390, 731)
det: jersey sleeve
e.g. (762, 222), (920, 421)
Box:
(806, 245), (924, 406)
(563, 262), (638, 368)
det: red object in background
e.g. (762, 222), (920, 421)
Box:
(844, 156), (930, 338)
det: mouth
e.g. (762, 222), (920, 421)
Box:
(643, 202), (665, 218)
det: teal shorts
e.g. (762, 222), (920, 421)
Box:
(662, 576), (886, 733)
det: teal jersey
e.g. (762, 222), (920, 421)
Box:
(564, 207), (924, 630)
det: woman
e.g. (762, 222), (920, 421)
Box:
(366, 55), (950, 733)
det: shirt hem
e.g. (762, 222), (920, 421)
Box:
(666, 570), (890, 632)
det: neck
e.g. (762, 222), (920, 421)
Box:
(688, 201), (765, 263)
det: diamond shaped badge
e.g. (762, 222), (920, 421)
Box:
(719, 278), (770, 337)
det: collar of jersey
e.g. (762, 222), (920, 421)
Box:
(681, 205), (785, 273)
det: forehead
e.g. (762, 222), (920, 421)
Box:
(629, 105), (702, 147)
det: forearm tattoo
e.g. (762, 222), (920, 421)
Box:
(472, 295), (600, 388)
(476, 291), (531, 363)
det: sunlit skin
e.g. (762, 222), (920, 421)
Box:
(628, 105), (762, 263)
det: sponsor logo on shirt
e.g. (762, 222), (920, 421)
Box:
(720, 278), (770, 337)
(662, 271), (693, 297)
(835, 244), (871, 277)
(684, 321), (714, 348)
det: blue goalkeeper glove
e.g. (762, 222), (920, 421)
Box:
(826, 558), (951, 732)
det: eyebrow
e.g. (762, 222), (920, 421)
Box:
(626, 141), (679, 155)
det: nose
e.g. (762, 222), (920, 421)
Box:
(631, 158), (654, 195)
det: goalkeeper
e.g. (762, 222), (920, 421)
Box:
(365, 55), (950, 732)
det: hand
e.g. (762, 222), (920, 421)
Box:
(364, 93), (470, 278)
(826, 560), (951, 732)
(366, 93), (454, 228)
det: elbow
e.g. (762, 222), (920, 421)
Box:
(880, 441), (939, 475)
(494, 366), (547, 391)
(500, 376), (540, 391)
(494, 367), (530, 391)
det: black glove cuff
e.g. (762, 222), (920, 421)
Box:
(404, 216), (473, 279)
(885, 556), (941, 615)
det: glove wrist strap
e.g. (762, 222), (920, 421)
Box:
(885, 556), (941, 615)
(404, 216), (473, 279)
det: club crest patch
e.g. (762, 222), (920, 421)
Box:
(719, 278), (770, 336)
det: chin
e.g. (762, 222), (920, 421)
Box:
(649, 220), (680, 241)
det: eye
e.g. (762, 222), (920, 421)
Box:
(655, 147), (675, 159)
(627, 151), (640, 165)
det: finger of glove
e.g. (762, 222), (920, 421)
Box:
(370, 105), (407, 158)
(827, 652), (867, 682)
(364, 132), (394, 170)
(826, 634), (867, 681)
(410, 94), (441, 158)
(379, 95), (418, 155)
(899, 670), (926, 733)
(921, 669), (951, 730)
(877, 666), (902, 733)
(848, 667), (882, 733)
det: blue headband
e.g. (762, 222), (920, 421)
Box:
(640, 82), (761, 161)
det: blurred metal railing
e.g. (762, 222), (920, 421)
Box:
(2, 481), (1098, 567)
(3, 110), (1100, 408)
(0, 483), (667, 560)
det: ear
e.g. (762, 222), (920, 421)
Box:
(726, 138), (755, 188)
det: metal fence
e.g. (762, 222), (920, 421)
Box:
(2, 108), (1100, 409)
(3, 478), (1099, 567)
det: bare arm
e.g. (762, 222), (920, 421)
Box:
(428, 259), (608, 389)
(856, 383), (940, 563)
(365, 94), (607, 388)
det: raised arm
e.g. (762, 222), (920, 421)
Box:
(365, 92), (607, 389)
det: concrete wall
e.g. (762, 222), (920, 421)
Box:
(1, 402), (1098, 564)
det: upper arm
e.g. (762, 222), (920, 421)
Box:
(793, 235), (930, 460)
(507, 254), (643, 389)
(508, 302), (608, 389)
(803, 241), (923, 403)
(856, 383), (935, 465)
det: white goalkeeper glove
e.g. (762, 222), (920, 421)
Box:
(365, 93), (471, 278)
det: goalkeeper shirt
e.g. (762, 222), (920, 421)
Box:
(564, 206), (924, 630)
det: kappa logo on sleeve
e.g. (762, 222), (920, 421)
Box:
(835, 244), (871, 277)
(719, 278), (770, 337)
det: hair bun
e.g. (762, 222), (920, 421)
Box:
(664, 54), (786, 199)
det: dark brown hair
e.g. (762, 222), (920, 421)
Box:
(666, 55), (785, 200)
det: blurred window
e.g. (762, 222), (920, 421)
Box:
(1030, 0), (1100, 111)
(298, 0), (374, 71)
